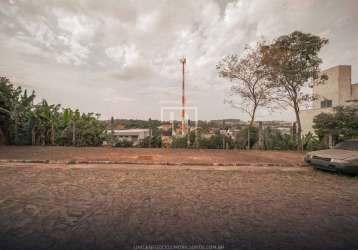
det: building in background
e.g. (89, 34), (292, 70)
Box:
(300, 65), (358, 135)
(107, 129), (150, 146)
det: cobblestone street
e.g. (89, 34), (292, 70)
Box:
(0, 163), (357, 250)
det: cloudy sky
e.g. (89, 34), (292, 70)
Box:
(0, 0), (357, 121)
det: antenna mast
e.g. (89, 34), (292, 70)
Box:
(180, 57), (186, 136)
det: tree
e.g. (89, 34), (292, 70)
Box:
(110, 116), (115, 145)
(198, 134), (234, 149)
(234, 127), (258, 149)
(261, 31), (328, 151)
(139, 135), (162, 148)
(32, 100), (60, 145)
(57, 108), (80, 146)
(1, 75), (106, 147)
(11, 90), (36, 144)
(0, 77), (35, 144)
(313, 106), (358, 143)
(217, 43), (273, 148)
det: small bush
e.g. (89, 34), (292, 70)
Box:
(114, 140), (133, 147)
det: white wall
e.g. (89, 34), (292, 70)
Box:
(352, 84), (358, 100)
(300, 107), (334, 135)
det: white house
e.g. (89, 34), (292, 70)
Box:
(107, 129), (150, 146)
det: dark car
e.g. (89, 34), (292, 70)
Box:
(304, 139), (358, 174)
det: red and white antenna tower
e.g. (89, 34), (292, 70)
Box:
(180, 57), (186, 136)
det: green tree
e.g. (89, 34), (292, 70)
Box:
(0, 76), (110, 147)
(313, 106), (358, 143)
(261, 31), (328, 151)
(171, 135), (188, 148)
(0, 77), (35, 144)
(234, 127), (258, 149)
(139, 135), (162, 148)
(262, 127), (295, 150)
(57, 108), (81, 146)
(73, 113), (106, 146)
(32, 100), (60, 145)
(217, 43), (273, 149)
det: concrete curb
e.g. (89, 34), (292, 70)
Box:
(0, 159), (309, 167)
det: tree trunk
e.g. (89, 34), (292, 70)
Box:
(186, 126), (190, 148)
(72, 121), (76, 146)
(110, 117), (114, 146)
(0, 127), (5, 145)
(195, 129), (199, 149)
(222, 134), (225, 149)
(51, 123), (55, 145)
(41, 133), (45, 146)
(294, 106), (303, 151)
(14, 119), (18, 144)
(248, 106), (257, 150)
(258, 121), (263, 150)
(31, 128), (36, 145)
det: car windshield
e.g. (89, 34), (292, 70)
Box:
(334, 141), (358, 151)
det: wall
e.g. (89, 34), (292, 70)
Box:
(301, 65), (356, 136)
(313, 66), (339, 108)
(338, 65), (352, 105)
(352, 84), (358, 100)
(300, 107), (334, 135)
(313, 65), (351, 108)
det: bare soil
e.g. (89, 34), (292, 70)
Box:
(0, 146), (305, 166)
(0, 162), (358, 250)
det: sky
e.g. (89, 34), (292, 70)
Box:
(0, 0), (358, 121)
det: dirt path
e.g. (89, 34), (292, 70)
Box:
(0, 163), (357, 250)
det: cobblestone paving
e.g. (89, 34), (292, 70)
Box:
(0, 164), (358, 250)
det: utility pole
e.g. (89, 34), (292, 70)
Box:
(180, 57), (186, 136)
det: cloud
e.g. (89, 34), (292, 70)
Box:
(112, 63), (156, 81)
(105, 44), (139, 66)
(104, 96), (134, 103)
(0, 0), (358, 120)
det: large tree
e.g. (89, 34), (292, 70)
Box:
(1, 75), (106, 146)
(217, 44), (273, 148)
(261, 31), (328, 151)
(0, 77), (35, 144)
(313, 106), (358, 143)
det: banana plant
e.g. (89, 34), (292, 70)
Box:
(32, 100), (60, 145)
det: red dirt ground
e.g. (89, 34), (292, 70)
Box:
(0, 146), (305, 166)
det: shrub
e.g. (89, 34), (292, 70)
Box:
(114, 140), (133, 147)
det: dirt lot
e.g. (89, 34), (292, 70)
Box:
(0, 161), (358, 250)
(0, 146), (305, 166)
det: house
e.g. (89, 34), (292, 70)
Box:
(107, 129), (150, 146)
(300, 65), (358, 135)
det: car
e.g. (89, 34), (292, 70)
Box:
(304, 139), (358, 174)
